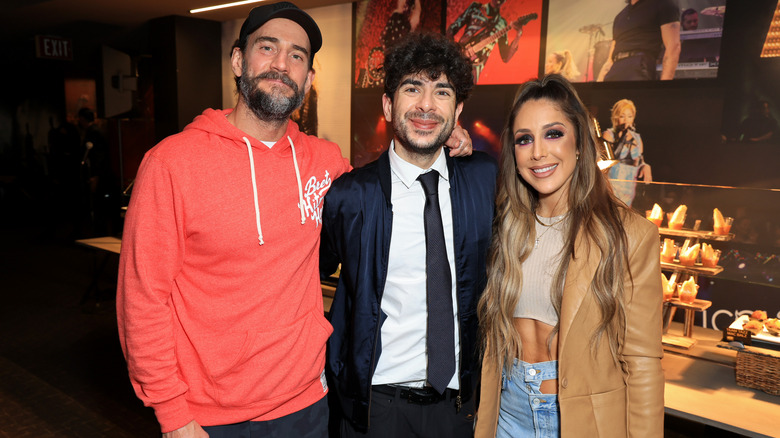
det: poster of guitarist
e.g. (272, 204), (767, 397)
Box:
(447, 0), (542, 84)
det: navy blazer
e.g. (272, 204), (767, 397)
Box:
(321, 149), (497, 431)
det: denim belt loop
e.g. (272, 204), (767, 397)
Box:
(521, 360), (558, 384)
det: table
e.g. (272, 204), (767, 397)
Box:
(75, 237), (122, 303)
(663, 323), (780, 437)
(75, 236), (122, 254)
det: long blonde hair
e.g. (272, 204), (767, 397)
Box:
(478, 74), (631, 367)
(546, 50), (581, 81)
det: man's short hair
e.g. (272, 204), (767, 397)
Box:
(681, 8), (697, 22)
(383, 32), (474, 104)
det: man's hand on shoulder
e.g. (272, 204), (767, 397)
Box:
(163, 420), (209, 438)
(446, 124), (473, 157)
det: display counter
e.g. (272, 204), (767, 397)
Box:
(662, 322), (779, 437)
(320, 283), (780, 436)
(626, 180), (780, 335)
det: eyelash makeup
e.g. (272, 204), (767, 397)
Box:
(515, 134), (533, 145)
(546, 129), (564, 139)
(514, 128), (565, 146)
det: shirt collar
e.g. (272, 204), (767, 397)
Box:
(389, 140), (449, 189)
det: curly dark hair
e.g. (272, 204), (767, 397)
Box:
(383, 32), (474, 104)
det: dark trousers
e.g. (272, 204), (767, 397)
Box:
(605, 54), (658, 81)
(340, 386), (475, 438)
(203, 396), (329, 438)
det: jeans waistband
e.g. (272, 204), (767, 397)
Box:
(508, 358), (558, 383)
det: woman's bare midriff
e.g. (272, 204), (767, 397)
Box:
(513, 317), (559, 394)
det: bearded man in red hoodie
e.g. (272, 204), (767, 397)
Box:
(118, 3), (347, 437)
(117, 3), (472, 438)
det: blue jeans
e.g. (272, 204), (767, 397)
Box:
(496, 359), (560, 438)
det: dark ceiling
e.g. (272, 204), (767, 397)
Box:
(0, 0), (353, 39)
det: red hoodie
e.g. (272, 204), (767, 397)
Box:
(117, 109), (350, 432)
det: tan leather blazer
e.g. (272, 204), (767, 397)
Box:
(475, 213), (664, 438)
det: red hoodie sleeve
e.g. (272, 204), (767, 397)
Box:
(117, 152), (192, 432)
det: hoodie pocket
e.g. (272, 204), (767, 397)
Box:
(193, 310), (333, 408)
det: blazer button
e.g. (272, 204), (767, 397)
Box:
(561, 377), (568, 388)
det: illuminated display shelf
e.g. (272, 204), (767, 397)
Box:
(660, 224), (733, 349)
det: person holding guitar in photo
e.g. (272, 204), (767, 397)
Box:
(447, 0), (537, 83)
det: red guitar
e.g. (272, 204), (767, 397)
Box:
(461, 13), (538, 66)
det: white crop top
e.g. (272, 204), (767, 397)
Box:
(512, 215), (566, 326)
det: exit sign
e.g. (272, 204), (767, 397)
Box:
(35, 35), (73, 60)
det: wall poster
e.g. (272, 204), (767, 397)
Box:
(353, 0), (444, 89)
(546, 0), (727, 82)
(446, 0), (543, 85)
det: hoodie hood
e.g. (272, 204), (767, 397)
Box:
(183, 108), (303, 152)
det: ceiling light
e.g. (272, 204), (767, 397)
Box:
(190, 0), (265, 14)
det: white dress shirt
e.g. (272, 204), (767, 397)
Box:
(371, 141), (460, 390)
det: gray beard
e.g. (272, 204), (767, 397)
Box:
(239, 71), (305, 121)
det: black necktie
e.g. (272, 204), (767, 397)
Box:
(417, 170), (455, 394)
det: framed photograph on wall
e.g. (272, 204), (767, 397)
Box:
(353, 0), (444, 89)
(350, 91), (390, 168)
(546, 0), (727, 83)
(446, 0), (543, 85)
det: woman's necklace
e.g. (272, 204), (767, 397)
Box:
(534, 213), (567, 248)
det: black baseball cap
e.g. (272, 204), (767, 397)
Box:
(237, 2), (322, 55)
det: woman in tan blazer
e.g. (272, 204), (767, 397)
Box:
(475, 75), (664, 438)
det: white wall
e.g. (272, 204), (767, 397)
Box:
(306, 3), (352, 158)
(221, 19), (241, 111)
(220, 3), (353, 159)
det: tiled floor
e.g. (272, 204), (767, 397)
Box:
(0, 224), (158, 437)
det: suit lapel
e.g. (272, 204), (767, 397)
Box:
(378, 150), (392, 206)
(445, 154), (465, 277)
(558, 232), (599, 352)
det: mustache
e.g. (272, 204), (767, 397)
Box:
(405, 111), (445, 124)
(253, 71), (299, 93)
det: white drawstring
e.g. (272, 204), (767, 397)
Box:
(244, 137), (264, 245)
(289, 135), (306, 225)
(244, 135), (307, 246)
